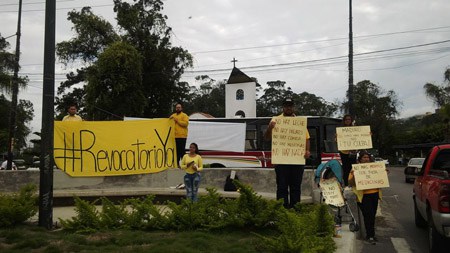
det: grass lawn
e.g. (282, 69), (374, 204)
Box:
(0, 224), (273, 253)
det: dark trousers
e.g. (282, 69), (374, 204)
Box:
(340, 152), (356, 186)
(358, 192), (379, 238)
(175, 138), (187, 167)
(275, 165), (304, 208)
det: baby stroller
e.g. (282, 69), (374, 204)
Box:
(315, 159), (359, 232)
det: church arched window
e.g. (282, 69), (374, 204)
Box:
(235, 110), (245, 118)
(236, 89), (244, 100)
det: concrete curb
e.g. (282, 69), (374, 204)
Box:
(333, 223), (356, 253)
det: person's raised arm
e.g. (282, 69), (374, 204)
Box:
(264, 121), (276, 141)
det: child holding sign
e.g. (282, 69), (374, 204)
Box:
(348, 151), (380, 245)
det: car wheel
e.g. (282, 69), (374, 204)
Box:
(414, 199), (426, 228)
(428, 211), (446, 252)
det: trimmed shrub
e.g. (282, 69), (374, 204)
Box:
(0, 184), (38, 228)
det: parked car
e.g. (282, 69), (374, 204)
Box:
(413, 145), (450, 252)
(404, 157), (425, 183)
(12, 159), (27, 170)
(374, 157), (389, 166)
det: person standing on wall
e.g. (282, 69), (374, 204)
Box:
(170, 102), (189, 167)
(62, 103), (82, 122)
(180, 143), (203, 202)
(264, 98), (311, 209)
(338, 114), (356, 186)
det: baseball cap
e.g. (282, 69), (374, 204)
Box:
(283, 98), (294, 106)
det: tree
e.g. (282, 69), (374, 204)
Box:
(422, 68), (450, 141)
(185, 75), (226, 117)
(257, 80), (290, 116)
(342, 80), (401, 156)
(257, 80), (337, 117)
(0, 34), (33, 154)
(0, 95), (34, 154)
(0, 34), (15, 92)
(85, 41), (146, 120)
(56, 0), (193, 119)
(292, 92), (338, 117)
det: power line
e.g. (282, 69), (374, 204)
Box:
(0, 3), (112, 13)
(191, 26), (450, 54)
(0, 0), (74, 7)
(185, 39), (450, 74)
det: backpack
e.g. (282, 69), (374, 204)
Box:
(224, 171), (239, 191)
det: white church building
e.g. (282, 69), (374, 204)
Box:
(225, 66), (257, 118)
(190, 66), (259, 119)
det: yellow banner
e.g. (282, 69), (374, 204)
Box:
(54, 119), (176, 177)
(271, 116), (307, 165)
(352, 162), (390, 190)
(336, 125), (372, 151)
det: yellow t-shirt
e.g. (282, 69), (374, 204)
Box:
(348, 172), (381, 203)
(170, 112), (189, 138)
(62, 115), (82, 121)
(180, 154), (203, 174)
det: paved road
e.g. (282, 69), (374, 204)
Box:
(355, 166), (428, 253)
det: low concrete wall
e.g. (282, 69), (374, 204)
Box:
(0, 168), (316, 198)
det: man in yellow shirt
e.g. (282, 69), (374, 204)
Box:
(62, 104), (82, 122)
(264, 98), (311, 209)
(169, 103), (189, 167)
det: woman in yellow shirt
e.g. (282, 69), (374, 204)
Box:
(180, 143), (203, 202)
(348, 151), (380, 245)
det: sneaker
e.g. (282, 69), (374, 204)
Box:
(175, 183), (185, 189)
(373, 236), (379, 242)
(365, 237), (376, 245)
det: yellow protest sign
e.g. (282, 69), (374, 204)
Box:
(54, 119), (176, 177)
(271, 116), (307, 165)
(336, 125), (372, 151)
(319, 178), (345, 207)
(352, 162), (390, 190)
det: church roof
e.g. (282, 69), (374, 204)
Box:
(227, 67), (255, 84)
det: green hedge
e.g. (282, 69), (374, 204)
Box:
(0, 184), (38, 228)
(60, 181), (336, 253)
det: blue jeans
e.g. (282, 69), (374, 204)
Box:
(184, 173), (201, 202)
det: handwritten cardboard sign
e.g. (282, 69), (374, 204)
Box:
(336, 125), (372, 151)
(271, 116), (307, 165)
(352, 162), (390, 190)
(319, 178), (345, 207)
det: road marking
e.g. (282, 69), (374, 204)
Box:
(391, 237), (412, 253)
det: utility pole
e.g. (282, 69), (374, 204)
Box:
(39, 0), (56, 229)
(348, 0), (354, 116)
(6, 0), (22, 170)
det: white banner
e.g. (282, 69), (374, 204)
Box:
(187, 121), (245, 152)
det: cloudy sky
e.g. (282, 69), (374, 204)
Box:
(1, 0), (450, 138)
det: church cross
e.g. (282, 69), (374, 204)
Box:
(231, 57), (238, 67)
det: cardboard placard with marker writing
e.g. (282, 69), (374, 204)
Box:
(352, 162), (390, 190)
(336, 125), (372, 151)
(271, 116), (307, 165)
